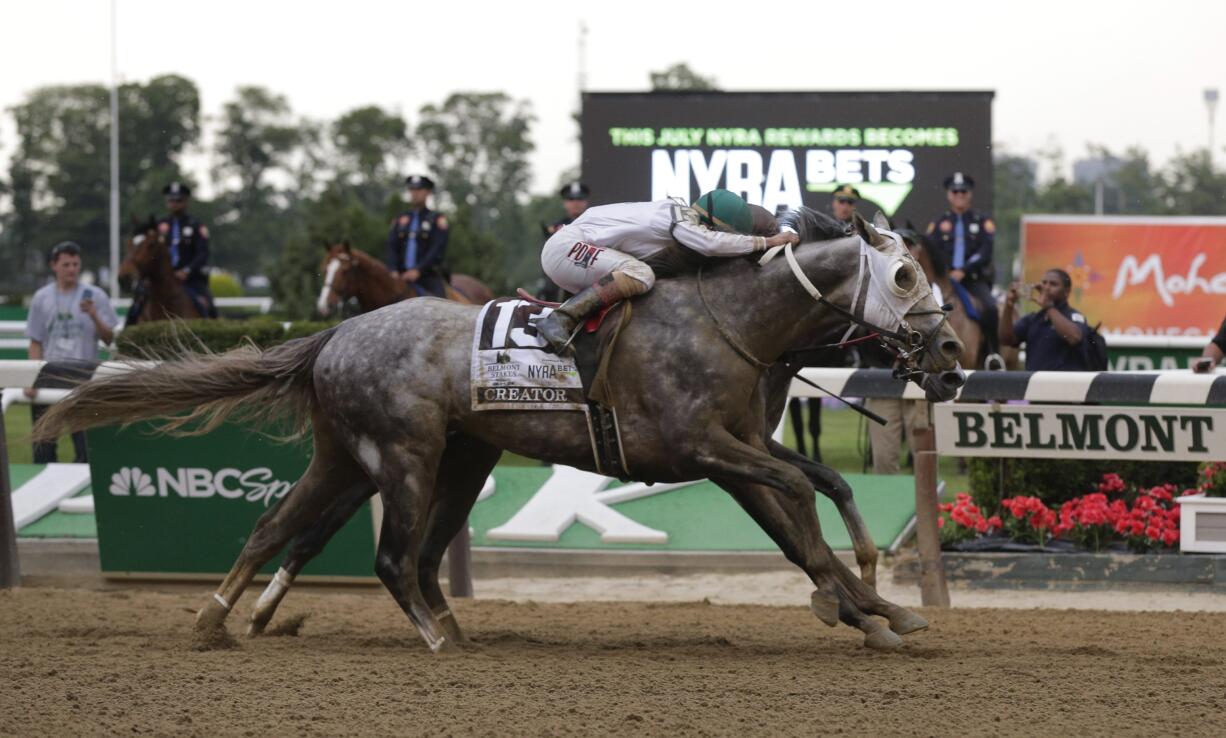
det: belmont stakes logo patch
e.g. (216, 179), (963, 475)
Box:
(470, 298), (585, 411)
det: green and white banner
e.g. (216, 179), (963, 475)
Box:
(935, 403), (1225, 461)
(84, 421), (919, 578)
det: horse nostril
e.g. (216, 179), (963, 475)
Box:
(941, 339), (961, 357)
(940, 369), (966, 388)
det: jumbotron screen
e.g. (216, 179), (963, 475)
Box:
(580, 91), (994, 227)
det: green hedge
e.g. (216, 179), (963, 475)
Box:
(116, 318), (337, 357)
(969, 457), (1199, 512)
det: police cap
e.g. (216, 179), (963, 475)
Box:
(944, 172), (975, 191)
(163, 181), (191, 199)
(560, 182), (591, 200)
(405, 175), (435, 190)
(832, 184), (860, 201)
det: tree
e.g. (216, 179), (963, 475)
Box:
(332, 106), (411, 210)
(416, 92), (537, 292)
(991, 149), (1039, 283)
(650, 63), (718, 91)
(211, 86), (310, 278)
(1159, 149), (1226, 215)
(2, 76), (200, 292)
(212, 86), (302, 195)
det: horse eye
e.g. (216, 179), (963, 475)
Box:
(891, 262), (918, 296)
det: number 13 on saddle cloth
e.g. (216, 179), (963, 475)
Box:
(470, 298), (586, 411)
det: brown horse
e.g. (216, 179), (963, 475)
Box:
(118, 218), (211, 324)
(907, 236), (984, 370)
(316, 242), (494, 316)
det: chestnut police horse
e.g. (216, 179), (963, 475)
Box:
(118, 218), (214, 324)
(38, 211), (964, 653)
(316, 241), (494, 316)
(907, 234), (985, 370)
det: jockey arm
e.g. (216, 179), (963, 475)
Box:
(672, 220), (768, 257)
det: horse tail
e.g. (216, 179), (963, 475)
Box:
(32, 327), (338, 442)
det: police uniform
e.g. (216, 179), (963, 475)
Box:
(1010, 301), (1091, 371)
(386, 175), (450, 298)
(157, 182), (216, 317)
(539, 182), (592, 301)
(830, 184), (860, 223)
(926, 172), (999, 353)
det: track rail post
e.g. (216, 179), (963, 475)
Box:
(911, 404), (949, 607)
(0, 411), (20, 588)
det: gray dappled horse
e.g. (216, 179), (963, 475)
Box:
(35, 212), (963, 651)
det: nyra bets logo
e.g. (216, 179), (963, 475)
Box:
(107, 465), (292, 507)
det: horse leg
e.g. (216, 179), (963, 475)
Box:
(767, 439), (879, 589)
(694, 431), (841, 626)
(363, 433), (452, 653)
(416, 434), (503, 645)
(246, 479), (377, 636)
(194, 417), (362, 637)
(714, 476), (901, 650)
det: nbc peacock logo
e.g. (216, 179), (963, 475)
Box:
(109, 466), (155, 497)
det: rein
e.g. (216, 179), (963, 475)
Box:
(696, 242), (951, 380)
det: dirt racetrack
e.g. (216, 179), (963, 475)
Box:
(2, 587), (1224, 737)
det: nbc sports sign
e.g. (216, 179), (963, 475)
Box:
(582, 91), (993, 224)
(1021, 215), (1226, 337)
(87, 422), (377, 579)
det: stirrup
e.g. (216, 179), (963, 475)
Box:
(554, 321), (583, 354)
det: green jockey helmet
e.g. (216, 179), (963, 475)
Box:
(692, 189), (754, 234)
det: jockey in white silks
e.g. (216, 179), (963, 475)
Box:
(536, 189), (800, 352)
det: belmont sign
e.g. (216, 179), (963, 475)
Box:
(935, 404), (1226, 461)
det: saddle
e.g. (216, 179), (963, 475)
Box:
(515, 288), (634, 479)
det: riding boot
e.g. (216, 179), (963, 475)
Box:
(537, 273), (641, 354)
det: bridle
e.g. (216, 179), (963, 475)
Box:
(697, 239), (951, 381)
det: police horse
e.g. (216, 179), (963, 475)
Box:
(906, 231), (986, 371)
(37, 212), (964, 652)
(316, 241), (494, 316)
(119, 217), (214, 323)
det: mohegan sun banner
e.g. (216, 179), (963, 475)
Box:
(1022, 216), (1226, 337)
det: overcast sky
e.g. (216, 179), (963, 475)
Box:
(2, 0), (1223, 197)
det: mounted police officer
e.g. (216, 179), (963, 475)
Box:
(158, 181), (217, 317)
(387, 175), (450, 299)
(538, 182), (592, 302)
(926, 172), (1001, 365)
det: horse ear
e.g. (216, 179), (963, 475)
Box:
(853, 212), (888, 250)
(872, 211), (891, 231)
(342, 240), (352, 254)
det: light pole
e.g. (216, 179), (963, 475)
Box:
(1206, 88), (1219, 162)
(109, 0), (120, 300)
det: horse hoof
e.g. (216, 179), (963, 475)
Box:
(889, 611), (929, 636)
(245, 621), (266, 638)
(864, 627), (903, 651)
(809, 590), (839, 627)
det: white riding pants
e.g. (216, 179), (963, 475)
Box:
(540, 225), (656, 294)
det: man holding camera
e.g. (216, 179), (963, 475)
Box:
(1000, 268), (1090, 371)
(24, 241), (118, 462)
